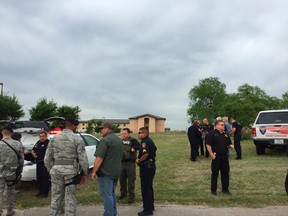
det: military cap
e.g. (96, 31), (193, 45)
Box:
(67, 118), (80, 126)
(2, 125), (13, 133)
(99, 122), (113, 129)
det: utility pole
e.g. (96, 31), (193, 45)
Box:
(0, 83), (3, 96)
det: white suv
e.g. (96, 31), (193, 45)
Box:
(252, 109), (288, 155)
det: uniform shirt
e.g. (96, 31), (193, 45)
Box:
(94, 131), (122, 178)
(32, 139), (49, 161)
(202, 123), (213, 135)
(206, 129), (232, 154)
(122, 137), (140, 161)
(138, 136), (157, 162)
(0, 138), (24, 177)
(44, 129), (89, 175)
(232, 121), (242, 137)
(187, 124), (203, 144)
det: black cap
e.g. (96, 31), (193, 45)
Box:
(99, 122), (113, 129)
(2, 125), (13, 133)
(11, 132), (22, 140)
(67, 118), (79, 126)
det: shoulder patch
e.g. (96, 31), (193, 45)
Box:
(142, 142), (146, 149)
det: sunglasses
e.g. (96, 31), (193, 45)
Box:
(138, 132), (144, 134)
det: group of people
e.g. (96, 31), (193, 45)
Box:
(0, 119), (157, 216)
(91, 123), (157, 216)
(187, 117), (244, 195)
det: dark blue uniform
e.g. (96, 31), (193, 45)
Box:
(138, 136), (157, 214)
(187, 124), (202, 161)
(32, 139), (50, 197)
(206, 129), (232, 194)
(232, 121), (243, 159)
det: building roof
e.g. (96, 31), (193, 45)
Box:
(79, 119), (129, 124)
(129, 113), (166, 120)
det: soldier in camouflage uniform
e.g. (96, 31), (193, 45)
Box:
(119, 128), (140, 203)
(0, 126), (24, 216)
(44, 118), (89, 216)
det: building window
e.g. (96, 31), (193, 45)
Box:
(144, 118), (149, 130)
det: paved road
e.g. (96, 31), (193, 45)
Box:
(3, 205), (288, 216)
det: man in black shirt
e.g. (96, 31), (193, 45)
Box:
(32, 131), (50, 198)
(206, 120), (234, 195)
(230, 117), (243, 160)
(187, 119), (203, 162)
(202, 118), (214, 157)
(136, 127), (157, 216)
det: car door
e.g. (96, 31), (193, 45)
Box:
(80, 134), (99, 168)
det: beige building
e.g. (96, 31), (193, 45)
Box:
(78, 113), (166, 133)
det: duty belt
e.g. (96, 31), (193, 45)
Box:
(54, 159), (75, 165)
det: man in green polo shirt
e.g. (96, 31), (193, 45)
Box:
(91, 122), (122, 216)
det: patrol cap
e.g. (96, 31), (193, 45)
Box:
(2, 125), (13, 133)
(99, 122), (113, 129)
(66, 118), (80, 126)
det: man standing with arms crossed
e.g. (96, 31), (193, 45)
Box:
(119, 128), (140, 204)
(206, 120), (234, 195)
(44, 118), (89, 216)
(91, 122), (122, 216)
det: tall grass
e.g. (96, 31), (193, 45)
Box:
(15, 132), (288, 208)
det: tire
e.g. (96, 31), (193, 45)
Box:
(256, 145), (265, 155)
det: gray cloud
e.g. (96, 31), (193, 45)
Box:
(1, 0), (287, 129)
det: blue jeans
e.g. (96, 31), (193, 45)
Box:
(98, 177), (118, 216)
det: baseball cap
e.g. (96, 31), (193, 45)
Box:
(99, 122), (113, 129)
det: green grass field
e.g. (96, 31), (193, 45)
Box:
(15, 132), (288, 209)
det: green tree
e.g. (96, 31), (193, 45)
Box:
(94, 120), (103, 133)
(86, 119), (97, 134)
(0, 94), (24, 120)
(222, 84), (281, 127)
(281, 91), (288, 108)
(29, 98), (57, 120)
(57, 105), (81, 119)
(187, 77), (227, 122)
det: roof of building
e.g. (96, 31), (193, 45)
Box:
(129, 113), (166, 120)
(79, 119), (129, 124)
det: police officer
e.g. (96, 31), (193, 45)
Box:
(44, 118), (89, 216)
(32, 131), (50, 198)
(136, 127), (157, 216)
(206, 120), (234, 195)
(119, 128), (140, 203)
(230, 117), (243, 160)
(0, 125), (24, 216)
(187, 119), (203, 161)
(202, 118), (214, 157)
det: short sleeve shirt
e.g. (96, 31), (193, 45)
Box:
(206, 129), (232, 154)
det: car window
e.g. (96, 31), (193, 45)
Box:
(256, 112), (288, 124)
(81, 135), (99, 146)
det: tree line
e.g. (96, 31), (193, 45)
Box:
(187, 77), (288, 127)
(0, 96), (80, 121)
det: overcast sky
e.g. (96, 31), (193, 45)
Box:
(1, 0), (287, 130)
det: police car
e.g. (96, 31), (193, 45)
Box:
(252, 109), (288, 155)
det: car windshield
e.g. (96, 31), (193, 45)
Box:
(256, 112), (288, 124)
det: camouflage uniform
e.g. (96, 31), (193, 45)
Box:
(0, 138), (24, 216)
(120, 137), (140, 202)
(44, 129), (89, 216)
